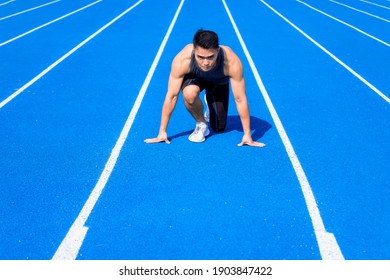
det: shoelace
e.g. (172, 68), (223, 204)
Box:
(194, 126), (201, 134)
(194, 124), (205, 135)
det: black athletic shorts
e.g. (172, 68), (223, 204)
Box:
(181, 76), (229, 133)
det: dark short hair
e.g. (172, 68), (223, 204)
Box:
(193, 29), (219, 49)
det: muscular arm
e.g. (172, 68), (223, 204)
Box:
(225, 47), (265, 147)
(157, 72), (182, 136)
(145, 45), (191, 144)
(230, 69), (251, 136)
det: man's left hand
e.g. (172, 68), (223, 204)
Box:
(237, 134), (266, 147)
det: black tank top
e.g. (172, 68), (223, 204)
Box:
(188, 48), (229, 84)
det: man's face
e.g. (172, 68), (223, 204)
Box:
(194, 46), (219, 71)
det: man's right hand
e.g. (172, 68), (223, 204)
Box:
(144, 132), (171, 144)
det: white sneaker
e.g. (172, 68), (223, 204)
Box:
(204, 94), (210, 123)
(188, 122), (210, 142)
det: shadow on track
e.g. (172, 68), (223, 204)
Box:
(169, 115), (272, 141)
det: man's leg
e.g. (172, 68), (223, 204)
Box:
(205, 83), (229, 133)
(182, 78), (210, 142)
(182, 84), (207, 123)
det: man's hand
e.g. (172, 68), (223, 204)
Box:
(237, 134), (266, 147)
(144, 132), (171, 144)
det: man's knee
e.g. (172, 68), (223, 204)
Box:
(183, 85), (200, 105)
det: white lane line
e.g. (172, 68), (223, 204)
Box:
(260, 0), (390, 103)
(330, 0), (390, 23)
(0, 0), (16, 7)
(222, 0), (344, 260)
(297, 0), (390, 47)
(52, 0), (185, 260)
(0, 0), (102, 46)
(360, 0), (390, 9)
(0, 2), (109, 109)
(0, 0), (61, 21)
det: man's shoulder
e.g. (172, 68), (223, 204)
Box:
(220, 45), (236, 60)
(173, 44), (193, 61)
(171, 44), (193, 76)
(179, 44), (193, 57)
(220, 46), (242, 77)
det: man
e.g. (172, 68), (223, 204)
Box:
(144, 29), (265, 147)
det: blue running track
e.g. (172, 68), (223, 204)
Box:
(0, 0), (389, 260)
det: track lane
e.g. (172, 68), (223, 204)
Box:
(76, 0), (321, 260)
(0, 0), (179, 260)
(225, 0), (389, 259)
